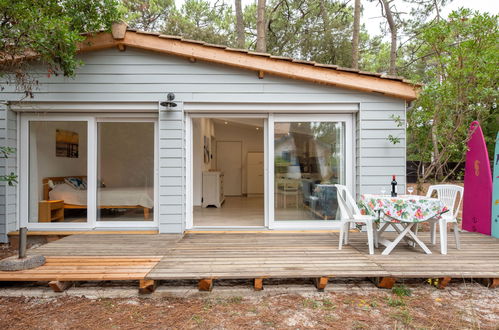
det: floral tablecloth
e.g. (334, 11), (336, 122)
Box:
(359, 194), (448, 223)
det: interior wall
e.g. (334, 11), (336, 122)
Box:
(192, 118), (215, 205)
(29, 121), (88, 221)
(99, 122), (154, 187)
(213, 122), (263, 195)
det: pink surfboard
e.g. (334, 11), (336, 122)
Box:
(462, 121), (492, 235)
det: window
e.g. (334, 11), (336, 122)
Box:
(273, 120), (347, 222)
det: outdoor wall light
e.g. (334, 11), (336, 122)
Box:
(160, 92), (177, 109)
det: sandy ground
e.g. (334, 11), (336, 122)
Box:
(0, 280), (497, 329)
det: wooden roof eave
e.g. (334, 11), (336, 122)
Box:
(78, 32), (418, 101)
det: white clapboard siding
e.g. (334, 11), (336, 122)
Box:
(1, 48), (407, 235)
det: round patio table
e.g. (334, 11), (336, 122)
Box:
(359, 194), (449, 255)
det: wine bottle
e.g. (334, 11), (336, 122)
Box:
(391, 175), (398, 197)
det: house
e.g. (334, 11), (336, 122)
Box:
(0, 24), (418, 242)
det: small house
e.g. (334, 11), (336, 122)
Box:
(0, 25), (418, 242)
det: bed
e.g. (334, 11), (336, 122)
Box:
(43, 176), (153, 219)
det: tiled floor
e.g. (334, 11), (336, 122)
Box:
(193, 196), (265, 226)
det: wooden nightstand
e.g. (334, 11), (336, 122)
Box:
(38, 200), (64, 222)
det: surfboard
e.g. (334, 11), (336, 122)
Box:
(492, 132), (499, 238)
(462, 121), (492, 235)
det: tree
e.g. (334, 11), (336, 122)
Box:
(259, 0), (357, 67)
(0, 0), (121, 96)
(235, 0), (245, 48)
(122, 0), (174, 31)
(162, 0), (235, 46)
(407, 9), (498, 181)
(351, 0), (361, 69)
(256, 0), (266, 52)
(379, 0), (398, 75)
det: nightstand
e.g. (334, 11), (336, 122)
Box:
(38, 200), (64, 222)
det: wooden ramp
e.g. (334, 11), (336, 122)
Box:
(0, 234), (180, 292)
(0, 257), (160, 281)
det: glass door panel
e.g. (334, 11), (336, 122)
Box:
(28, 121), (88, 223)
(274, 121), (345, 221)
(96, 122), (155, 222)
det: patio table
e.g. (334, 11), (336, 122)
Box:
(359, 194), (449, 255)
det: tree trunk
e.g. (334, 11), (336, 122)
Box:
(351, 0), (361, 69)
(380, 0), (397, 75)
(256, 0), (266, 53)
(235, 0), (245, 48)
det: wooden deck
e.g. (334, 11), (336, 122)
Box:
(27, 234), (181, 257)
(0, 231), (498, 292)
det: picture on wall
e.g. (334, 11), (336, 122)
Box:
(56, 129), (79, 158)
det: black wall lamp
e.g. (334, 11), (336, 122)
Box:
(160, 92), (177, 109)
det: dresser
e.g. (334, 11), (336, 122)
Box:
(202, 171), (225, 208)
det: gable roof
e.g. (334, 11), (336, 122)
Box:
(78, 24), (419, 101)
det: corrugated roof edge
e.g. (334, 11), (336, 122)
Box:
(78, 28), (421, 87)
(130, 28), (420, 84)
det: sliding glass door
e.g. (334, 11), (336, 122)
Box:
(21, 115), (158, 229)
(269, 114), (353, 228)
(25, 120), (90, 226)
(96, 121), (155, 224)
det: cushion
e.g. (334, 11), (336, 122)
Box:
(64, 177), (86, 190)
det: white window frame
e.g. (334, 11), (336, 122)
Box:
(94, 118), (159, 229)
(185, 113), (269, 229)
(268, 113), (355, 229)
(184, 112), (355, 230)
(19, 113), (159, 230)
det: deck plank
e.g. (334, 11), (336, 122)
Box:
(0, 231), (497, 283)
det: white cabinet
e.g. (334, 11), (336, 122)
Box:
(247, 152), (264, 196)
(202, 171), (225, 208)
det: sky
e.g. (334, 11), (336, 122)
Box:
(174, 0), (499, 36)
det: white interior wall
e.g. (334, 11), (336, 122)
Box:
(192, 118), (215, 206)
(99, 122), (154, 188)
(213, 121), (264, 195)
(29, 121), (88, 221)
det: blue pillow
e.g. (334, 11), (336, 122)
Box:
(64, 177), (87, 190)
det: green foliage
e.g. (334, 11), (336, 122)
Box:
(0, 0), (121, 96)
(391, 309), (413, 325)
(121, 0), (174, 31)
(387, 297), (406, 307)
(263, 0), (355, 66)
(392, 284), (412, 297)
(163, 0), (235, 46)
(0, 147), (17, 186)
(406, 9), (498, 180)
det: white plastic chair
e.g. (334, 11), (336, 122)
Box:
(335, 185), (377, 255)
(426, 184), (463, 255)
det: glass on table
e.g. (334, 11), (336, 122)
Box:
(380, 187), (387, 195)
(407, 186), (414, 195)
